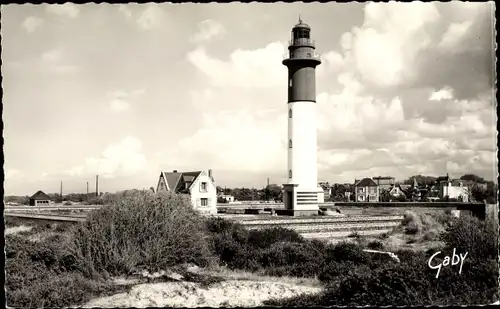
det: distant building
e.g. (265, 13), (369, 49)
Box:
(354, 178), (380, 202)
(218, 194), (235, 203)
(29, 190), (51, 206)
(438, 179), (470, 202)
(373, 176), (395, 191)
(156, 169), (217, 214)
(319, 182), (332, 198)
(389, 184), (406, 197)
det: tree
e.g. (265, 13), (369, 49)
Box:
(380, 190), (392, 202)
(331, 184), (348, 202)
(470, 185), (487, 202)
(217, 196), (228, 203)
(460, 174), (486, 183)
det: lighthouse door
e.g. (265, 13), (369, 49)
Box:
(286, 191), (293, 210)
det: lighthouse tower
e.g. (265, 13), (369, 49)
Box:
(281, 18), (322, 216)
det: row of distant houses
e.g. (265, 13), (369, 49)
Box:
(20, 171), (487, 214)
(320, 175), (487, 203)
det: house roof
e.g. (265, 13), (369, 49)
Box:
(373, 176), (394, 180)
(400, 184), (411, 191)
(161, 170), (208, 193)
(30, 190), (51, 200)
(355, 178), (378, 187)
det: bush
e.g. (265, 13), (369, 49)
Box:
(247, 227), (304, 249)
(324, 241), (369, 265)
(260, 241), (324, 277)
(5, 234), (121, 308)
(266, 213), (499, 307)
(441, 213), (498, 260)
(70, 190), (215, 277)
(367, 240), (384, 250)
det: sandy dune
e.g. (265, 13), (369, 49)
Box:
(5, 225), (32, 235)
(84, 280), (322, 308)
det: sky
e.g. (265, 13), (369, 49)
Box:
(2, 2), (497, 195)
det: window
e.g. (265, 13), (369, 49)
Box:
(289, 79), (292, 87)
(289, 139), (292, 148)
(289, 170), (292, 178)
(307, 52), (312, 58)
(200, 182), (208, 192)
(201, 198), (208, 206)
(289, 109), (292, 118)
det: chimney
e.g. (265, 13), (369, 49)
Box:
(173, 170), (178, 173)
(208, 169), (212, 179)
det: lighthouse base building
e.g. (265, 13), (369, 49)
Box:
(279, 19), (324, 216)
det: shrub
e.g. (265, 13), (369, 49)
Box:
(70, 190), (215, 277)
(5, 235), (121, 308)
(267, 213), (499, 307)
(367, 240), (384, 250)
(441, 213), (498, 260)
(246, 227), (304, 249)
(205, 216), (240, 234)
(324, 241), (369, 265)
(260, 241), (324, 277)
(267, 252), (498, 306)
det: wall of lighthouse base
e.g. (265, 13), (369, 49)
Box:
(282, 184), (322, 216)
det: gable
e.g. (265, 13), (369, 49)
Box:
(188, 170), (217, 194)
(157, 173), (169, 192)
(30, 190), (51, 200)
(356, 178), (378, 187)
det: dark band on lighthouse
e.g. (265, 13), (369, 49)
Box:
(282, 20), (321, 103)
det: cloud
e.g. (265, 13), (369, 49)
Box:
(187, 41), (287, 88)
(137, 4), (165, 30)
(45, 3), (80, 18)
(348, 2), (441, 88)
(333, 2), (493, 102)
(159, 109), (287, 173)
(429, 87), (454, 101)
(118, 4), (133, 20)
(107, 89), (146, 112)
(40, 48), (79, 74)
(65, 136), (148, 178)
(6, 169), (25, 180)
(22, 16), (44, 33)
(181, 4), (495, 184)
(190, 19), (226, 44)
(41, 49), (64, 63)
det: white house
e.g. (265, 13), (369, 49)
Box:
(389, 184), (406, 197)
(218, 194), (235, 203)
(156, 169), (217, 214)
(439, 179), (472, 202)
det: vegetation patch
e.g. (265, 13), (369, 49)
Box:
(6, 192), (498, 307)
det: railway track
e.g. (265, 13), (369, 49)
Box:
(5, 211), (403, 240)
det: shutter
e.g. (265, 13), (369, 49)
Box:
(208, 198), (212, 207)
(199, 182), (202, 192)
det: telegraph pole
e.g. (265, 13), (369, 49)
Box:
(86, 182), (89, 194)
(96, 175), (99, 197)
(60, 181), (63, 202)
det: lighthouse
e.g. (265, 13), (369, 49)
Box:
(281, 18), (323, 216)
